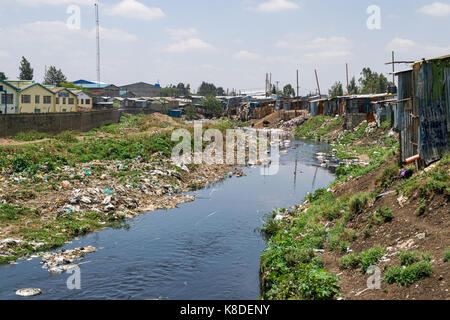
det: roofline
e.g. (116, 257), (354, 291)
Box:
(0, 79), (20, 91)
(20, 83), (55, 95)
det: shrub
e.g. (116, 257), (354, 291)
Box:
(285, 248), (314, 267)
(376, 206), (393, 223)
(398, 251), (431, 266)
(376, 165), (400, 188)
(349, 192), (372, 215)
(360, 246), (384, 272)
(12, 153), (32, 172)
(339, 253), (361, 270)
(13, 130), (49, 142)
(384, 260), (432, 286)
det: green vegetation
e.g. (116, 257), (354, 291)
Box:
(13, 131), (50, 142)
(384, 260), (432, 286)
(339, 253), (360, 270)
(376, 165), (400, 189)
(396, 153), (450, 197)
(360, 246), (385, 272)
(398, 251), (430, 266)
(340, 246), (385, 272)
(199, 96), (223, 118)
(443, 248), (450, 263)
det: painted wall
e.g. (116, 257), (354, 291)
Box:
(54, 89), (78, 112)
(0, 81), (19, 114)
(19, 85), (55, 113)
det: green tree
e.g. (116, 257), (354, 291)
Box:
(185, 104), (197, 120)
(0, 72), (7, 80)
(216, 87), (225, 96)
(347, 76), (359, 94)
(283, 84), (296, 97)
(19, 56), (33, 80)
(43, 66), (67, 86)
(198, 82), (217, 96)
(200, 96), (223, 117)
(358, 68), (393, 94)
(328, 81), (344, 98)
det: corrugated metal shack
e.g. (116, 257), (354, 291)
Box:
(392, 55), (450, 165)
(342, 93), (392, 129)
(414, 55), (450, 164)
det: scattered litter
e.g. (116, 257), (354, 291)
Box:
(15, 288), (42, 297)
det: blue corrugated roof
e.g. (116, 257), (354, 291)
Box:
(80, 83), (112, 89)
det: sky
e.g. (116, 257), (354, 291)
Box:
(0, 0), (449, 94)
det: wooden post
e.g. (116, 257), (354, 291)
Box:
(315, 70), (321, 97)
(392, 51), (395, 85)
(346, 63), (349, 93)
(296, 69), (299, 98)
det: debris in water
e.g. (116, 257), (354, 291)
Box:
(15, 288), (42, 297)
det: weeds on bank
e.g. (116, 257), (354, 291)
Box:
(339, 246), (385, 272)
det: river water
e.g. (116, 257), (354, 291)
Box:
(0, 140), (335, 300)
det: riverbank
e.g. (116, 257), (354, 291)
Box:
(0, 114), (238, 264)
(260, 116), (449, 300)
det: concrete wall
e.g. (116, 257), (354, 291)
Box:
(345, 113), (367, 130)
(0, 110), (120, 137)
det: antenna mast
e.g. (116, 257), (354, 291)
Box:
(95, 1), (101, 86)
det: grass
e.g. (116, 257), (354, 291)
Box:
(13, 130), (50, 142)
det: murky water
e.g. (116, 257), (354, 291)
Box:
(0, 140), (335, 300)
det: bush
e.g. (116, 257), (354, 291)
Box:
(384, 261), (432, 286)
(376, 206), (393, 223)
(398, 251), (431, 266)
(360, 246), (384, 272)
(12, 153), (32, 172)
(349, 192), (371, 215)
(339, 253), (361, 270)
(285, 248), (314, 267)
(376, 165), (400, 188)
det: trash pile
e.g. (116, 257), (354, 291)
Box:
(281, 116), (308, 128)
(41, 246), (97, 274)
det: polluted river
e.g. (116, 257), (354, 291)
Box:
(0, 139), (335, 300)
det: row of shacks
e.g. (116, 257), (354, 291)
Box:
(230, 54), (450, 165)
(308, 55), (450, 165)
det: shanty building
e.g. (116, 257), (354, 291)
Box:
(120, 82), (161, 98)
(394, 55), (450, 165)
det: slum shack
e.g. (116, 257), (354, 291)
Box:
(341, 93), (392, 130)
(394, 55), (450, 165)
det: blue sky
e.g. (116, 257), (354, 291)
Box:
(0, 0), (449, 94)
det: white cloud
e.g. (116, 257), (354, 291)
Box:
(386, 37), (450, 58)
(106, 0), (165, 20)
(167, 28), (198, 38)
(233, 50), (261, 60)
(417, 2), (450, 17)
(276, 36), (351, 61)
(166, 38), (215, 53)
(256, 0), (301, 12)
(386, 38), (416, 52)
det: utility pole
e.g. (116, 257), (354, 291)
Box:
(314, 70), (321, 97)
(95, 1), (101, 87)
(392, 51), (395, 86)
(346, 63), (349, 93)
(296, 69), (299, 98)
